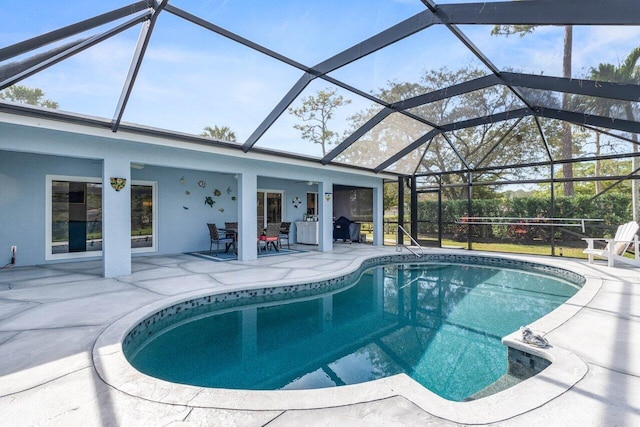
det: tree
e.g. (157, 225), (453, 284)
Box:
(492, 17), (575, 196)
(200, 125), (237, 142)
(288, 88), (351, 156)
(0, 84), (58, 108)
(588, 47), (640, 220)
(345, 66), (551, 199)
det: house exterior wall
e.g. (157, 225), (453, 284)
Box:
(0, 118), (385, 270)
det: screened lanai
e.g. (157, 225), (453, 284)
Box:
(1, 0), (640, 258)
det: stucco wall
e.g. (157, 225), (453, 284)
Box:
(0, 119), (384, 267)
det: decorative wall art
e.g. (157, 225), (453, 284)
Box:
(198, 180), (206, 188)
(204, 196), (215, 207)
(292, 196), (302, 208)
(110, 177), (127, 191)
(214, 188), (222, 196)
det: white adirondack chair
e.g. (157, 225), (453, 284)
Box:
(583, 221), (640, 267)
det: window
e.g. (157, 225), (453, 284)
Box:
(47, 176), (157, 259)
(257, 190), (283, 228)
(306, 192), (318, 218)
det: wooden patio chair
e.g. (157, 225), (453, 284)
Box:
(583, 221), (640, 267)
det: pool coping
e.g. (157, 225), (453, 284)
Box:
(92, 251), (598, 425)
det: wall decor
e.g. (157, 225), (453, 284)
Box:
(325, 192), (332, 201)
(226, 186), (232, 194)
(185, 190), (190, 195)
(214, 188), (222, 196)
(179, 176), (185, 185)
(292, 196), (302, 208)
(231, 196), (237, 201)
(204, 196), (215, 207)
(218, 207), (225, 213)
(198, 180), (206, 188)
(183, 206), (189, 210)
(110, 177), (127, 191)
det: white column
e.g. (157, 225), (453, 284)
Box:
(238, 172), (257, 261)
(102, 157), (131, 278)
(318, 180), (333, 252)
(373, 183), (384, 246)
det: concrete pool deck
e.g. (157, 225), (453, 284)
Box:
(0, 245), (638, 426)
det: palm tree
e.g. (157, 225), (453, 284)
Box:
(588, 47), (640, 220)
(200, 125), (237, 142)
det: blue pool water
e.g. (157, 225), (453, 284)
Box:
(126, 262), (579, 401)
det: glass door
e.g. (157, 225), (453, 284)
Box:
(131, 182), (156, 252)
(257, 190), (283, 228)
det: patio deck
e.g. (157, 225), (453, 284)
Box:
(0, 245), (638, 426)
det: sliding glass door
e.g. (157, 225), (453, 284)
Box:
(257, 190), (283, 228)
(47, 176), (157, 259)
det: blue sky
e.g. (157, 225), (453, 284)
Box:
(2, 1), (640, 158)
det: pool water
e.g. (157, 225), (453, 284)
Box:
(127, 262), (579, 401)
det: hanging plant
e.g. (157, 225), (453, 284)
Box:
(204, 196), (215, 207)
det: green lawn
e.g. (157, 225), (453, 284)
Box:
(372, 232), (591, 259)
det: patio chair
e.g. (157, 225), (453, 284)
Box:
(279, 222), (291, 249)
(207, 223), (235, 256)
(583, 221), (640, 267)
(259, 223), (280, 252)
(223, 222), (238, 250)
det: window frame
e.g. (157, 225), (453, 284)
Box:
(46, 175), (158, 260)
(257, 189), (285, 228)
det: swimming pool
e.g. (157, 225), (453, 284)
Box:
(124, 259), (581, 401)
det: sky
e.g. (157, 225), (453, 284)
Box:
(1, 0), (640, 160)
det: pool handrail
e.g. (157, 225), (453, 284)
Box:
(397, 225), (424, 258)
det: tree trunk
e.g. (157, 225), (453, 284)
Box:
(625, 102), (639, 221)
(561, 25), (574, 196)
(595, 132), (601, 194)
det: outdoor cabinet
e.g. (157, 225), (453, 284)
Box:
(295, 221), (318, 245)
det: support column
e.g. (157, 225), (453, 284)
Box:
(318, 180), (333, 252)
(410, 177), (418, 243)
(238, 172), (258, 261)
(373, 182), (384, 246)
(102, 157), (131, 278)
(398, 177), (404, 246)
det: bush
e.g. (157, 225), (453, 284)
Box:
(419, 193), (633, 244)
